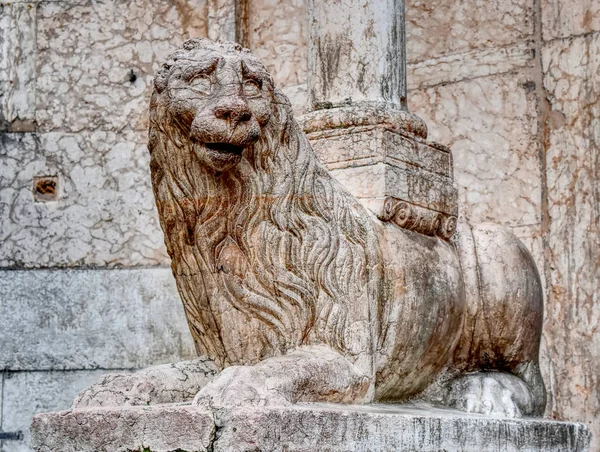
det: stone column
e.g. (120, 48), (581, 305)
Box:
(208, 0), (248, 45)
(301, 0), (458, 240)
(307, 0), (407, 110)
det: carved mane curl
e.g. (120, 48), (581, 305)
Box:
(148, 39), (379, 369)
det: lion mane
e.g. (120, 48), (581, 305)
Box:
(148, 39), (379, 370)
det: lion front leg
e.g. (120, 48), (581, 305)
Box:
(194, 345), (371, 408)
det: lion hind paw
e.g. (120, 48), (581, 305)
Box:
(443, 372), (534, 418)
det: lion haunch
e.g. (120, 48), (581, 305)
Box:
(147, 38), (546, 415)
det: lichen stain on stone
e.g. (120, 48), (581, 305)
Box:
(582, 9), (593, 29)
(520, 80), (537, 93)
(356, 59), (368, 95)
(381, 0), (405, 106)
(316, 35), (348, 99)
(364, 18), (376, 39)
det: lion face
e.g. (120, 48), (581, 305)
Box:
(155, 41), (273, 172)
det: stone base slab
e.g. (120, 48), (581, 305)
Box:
(31, 402), (590, 452)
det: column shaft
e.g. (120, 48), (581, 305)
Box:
(307, 0), (407, 110)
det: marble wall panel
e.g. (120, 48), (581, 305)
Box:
(0, 267), (196, 371)
(407, 43), (535, 91)
(1, 370), (116, 452)
(541, 32), (600, 441)
(541, 0), (600, 40)
(405, 0), (535, 64)
(246, 0), (307, 112)
(0, 2), (36, 131)
(208, 0), (236, 41)
(409, 72), (542, 231)
(35, 0), (207, 133)
(0, 131), (168, 268)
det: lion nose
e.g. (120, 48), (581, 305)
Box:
(214, 98), (252, 123)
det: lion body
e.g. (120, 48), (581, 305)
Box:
(148, 39), (545, 410)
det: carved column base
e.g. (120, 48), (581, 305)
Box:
(301, 106), (458, 239)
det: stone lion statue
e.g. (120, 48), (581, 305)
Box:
(74, 39), (546, 417)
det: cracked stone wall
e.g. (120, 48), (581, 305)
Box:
(0, 1), (206, 450)
(406, 0), (599, 446)
(1, 0), (598, 450)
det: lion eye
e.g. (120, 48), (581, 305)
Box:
(243, 79), (261, 97)
(189, 75), (211, 95)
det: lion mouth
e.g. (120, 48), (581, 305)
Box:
(205, 142), (245, 155)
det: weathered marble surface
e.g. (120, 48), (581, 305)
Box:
(2, 370), (112, 452)
(31, 403), (591, 452)
(405, 1), (600, 445)
(406, 0), (535, 63)
(306, 124), (458, 233)
(0, 132), (168, 267)
(409, 72), (546, 291)
(138, 39), (547, 419)
(307, 0), (406, 108)
(0, 268), (195, 370)
(541, 32), (600, 444)
(409, 71), (544, 271)
(0, 373), (4, 450)
(72, 358), (218, 408)
(0, 0), (212, 271)
(541, 0), (600, 39)
(36, 0), (207, 133)
(247, 0), (307, 112)
(0, 2), (36, 132)
(208, 0), (236, 42)
(405, 1), (543, 276)
(0, 0), (597, 450)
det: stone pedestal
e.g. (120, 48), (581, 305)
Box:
(31, 403), (590, 452)
(301, 107), (458, 240)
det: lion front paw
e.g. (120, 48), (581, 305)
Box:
(72, 372), (153, 409)
(193, 365), (291, 408)
(443, 372), (534, 418)
(72, 358), (218, 409)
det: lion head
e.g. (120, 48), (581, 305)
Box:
(148, 39), (379, 372)
(150, 39), (279, 172)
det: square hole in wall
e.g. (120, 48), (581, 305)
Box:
(33, 176), (59, 202)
